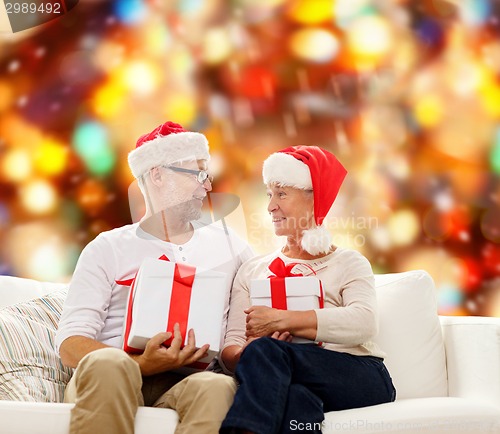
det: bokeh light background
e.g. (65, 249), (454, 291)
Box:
(0, 0), (499, 317)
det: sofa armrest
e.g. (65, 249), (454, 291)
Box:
(440, 316), (500, 408)
(0, 276), (67, 308)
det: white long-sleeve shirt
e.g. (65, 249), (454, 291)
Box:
(223, 247), (386, 358)
(55, 221), (254, 353)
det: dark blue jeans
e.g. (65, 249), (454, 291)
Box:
(220, 337), (396, 434)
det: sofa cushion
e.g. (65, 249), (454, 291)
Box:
(0, 287), (73, 402)
(322, 397), (500, 434)
(374, 270), (448, 399)
(0, 401), (179, 434)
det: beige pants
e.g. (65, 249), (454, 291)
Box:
(64, 348), (236, 434)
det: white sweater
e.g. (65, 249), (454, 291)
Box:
(55, 221), (254, 352)
(223, 247), (386, 358)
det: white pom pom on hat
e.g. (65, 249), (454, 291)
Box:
(128, 121), (210, 179)
(262, 145), (347, 255)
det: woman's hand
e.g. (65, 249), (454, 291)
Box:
(245, 306), (319, 341)
(245, 305), (287, 338)
(221, 331), (292, 373)
(270, 331), (293, 342)
(221, 336), (259, 373)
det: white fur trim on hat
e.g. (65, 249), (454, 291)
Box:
(301, 225), (332, 255)
(128, 132), (209, 179)
(262, 152), (312, 189)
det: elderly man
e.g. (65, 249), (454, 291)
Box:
(55, 121), (253, 434)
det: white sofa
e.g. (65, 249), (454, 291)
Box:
(0, 271), (499, 434)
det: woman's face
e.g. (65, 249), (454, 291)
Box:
(266, 184), (314, 238)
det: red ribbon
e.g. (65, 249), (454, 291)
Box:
(267, 258), (304, 310)
(123, 276), (140, 353)
(270, 278), (287, 310)
(115, 277), (135, 286)
(267, 257), (324, 310)
(115, 254), (170, 287)
(119, 255), (196, 353)
(267, 257), (325, 346)
(163, 262), (196, 347)
(318, 283), (324, 309)
(268, 257), (304, 278)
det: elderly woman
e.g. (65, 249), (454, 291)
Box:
(219, 146), (396, 434)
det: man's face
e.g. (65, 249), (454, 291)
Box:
(161, 159), (212, 222)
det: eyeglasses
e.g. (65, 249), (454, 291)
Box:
(163, 165), (213, 185)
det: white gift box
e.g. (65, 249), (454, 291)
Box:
(123, 257), (227, 370)
(250, 275), (323, 344)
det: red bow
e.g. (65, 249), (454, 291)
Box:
(266, 258), (304, 310)
(266, 257), (323, 311)
(268, 257), (304, 278)
(116, 254), (170, 287)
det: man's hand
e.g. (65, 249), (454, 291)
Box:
(133, 323), (209, 376)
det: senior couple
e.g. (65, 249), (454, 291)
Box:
(55, 121), (396, 434)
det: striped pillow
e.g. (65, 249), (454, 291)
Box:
(0, 287), (73, 402)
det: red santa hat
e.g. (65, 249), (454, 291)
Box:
(128, 121), (210, 179)
(262, 145), (347, 255)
